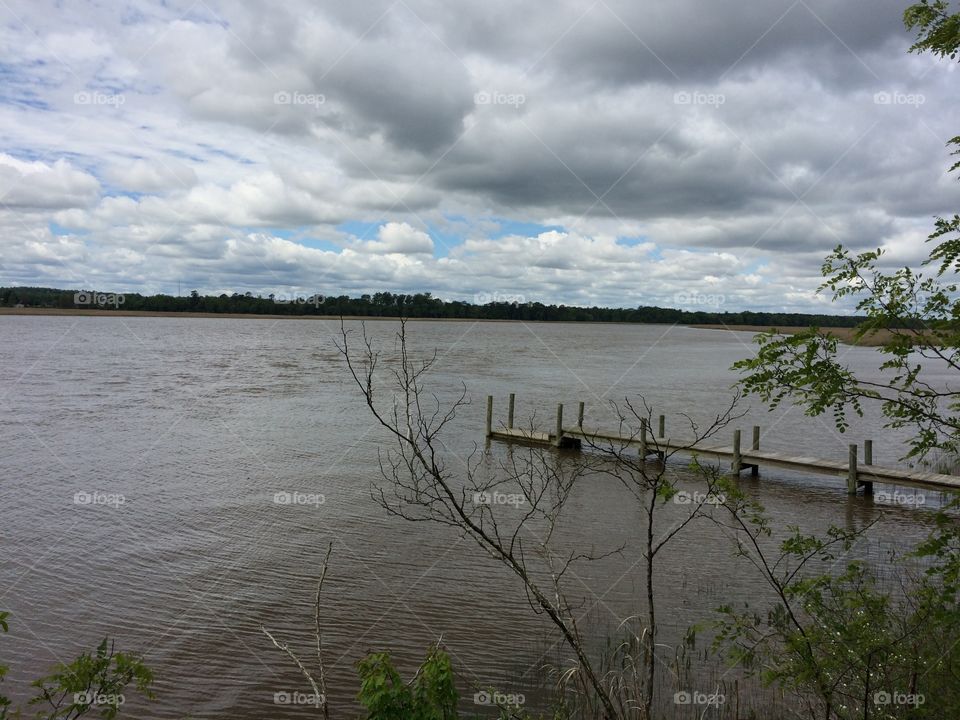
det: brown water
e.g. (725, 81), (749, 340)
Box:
(0, 317), (950, 717)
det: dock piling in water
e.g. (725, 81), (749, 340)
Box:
(732, 429), (742, 474)
(507, 393), (515, 429)
(863, 439), (874, 495)
(577, 401), (585, 428)
(847, 444), (858, 495)
(554, 404), (564, 448)
(655, 414), (666, 459)
(486, 396), (493, 438)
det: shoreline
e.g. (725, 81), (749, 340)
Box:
(0, 308), (877, 340)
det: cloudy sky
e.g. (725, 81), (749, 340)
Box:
(0, 0), (956, 311)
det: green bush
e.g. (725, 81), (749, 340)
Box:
(357, 645), (456, 720)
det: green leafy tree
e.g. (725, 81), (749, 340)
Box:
(733, 244), (960, 460)
(734, 3), (960, 462)
(904, 0), (960, 62)
(715, 7), (960, 717)
(712, 489), (960, 719)
(0, 616), (152, 720)
(27, 638), (153, 720)
(356, 646), (457, 720)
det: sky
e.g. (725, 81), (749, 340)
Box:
(0, 0), (957, 312)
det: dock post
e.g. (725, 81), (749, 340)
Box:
(863, 440), (873, 495)
(732, 429), (742, 474)
(847, 444), (858, 495)
(577, 401), (585, 428)
(554, 404), (564, 448)
(507, 393), (516, 429)
(656, 414), (666, 459)
(640, 418), (648, 458)
(750, 425), (760, 476)
(485, 396), (493, 438)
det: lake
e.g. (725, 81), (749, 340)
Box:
(0, 317), (949, 717)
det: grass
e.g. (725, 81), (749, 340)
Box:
(690, 324), (903, 347)
(920, 449), (960, 475)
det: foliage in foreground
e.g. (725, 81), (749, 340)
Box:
(719, 5), (960, 716)
(355, 644), (572, 720)
(712, 488), (960, 720)
(732, 241), (960, 461)
(0, 621), (153, 720)
(356, 647), (457, 720)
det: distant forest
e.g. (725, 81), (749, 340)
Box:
(0, 286), (863, 327)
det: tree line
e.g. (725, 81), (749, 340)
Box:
(0, 286), (864, 327)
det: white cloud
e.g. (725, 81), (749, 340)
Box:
(0, 0), (954, 313)
(103, 159), (198, 193)
(357, 222), (435, 255)
(0, 154), (100, 210)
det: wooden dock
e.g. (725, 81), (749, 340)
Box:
(484, 395), (960, 496)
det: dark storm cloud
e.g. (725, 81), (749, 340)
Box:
(308, 28), (474, 153)
(402, 0), (910, 84)
(288, 0), (955, 249)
